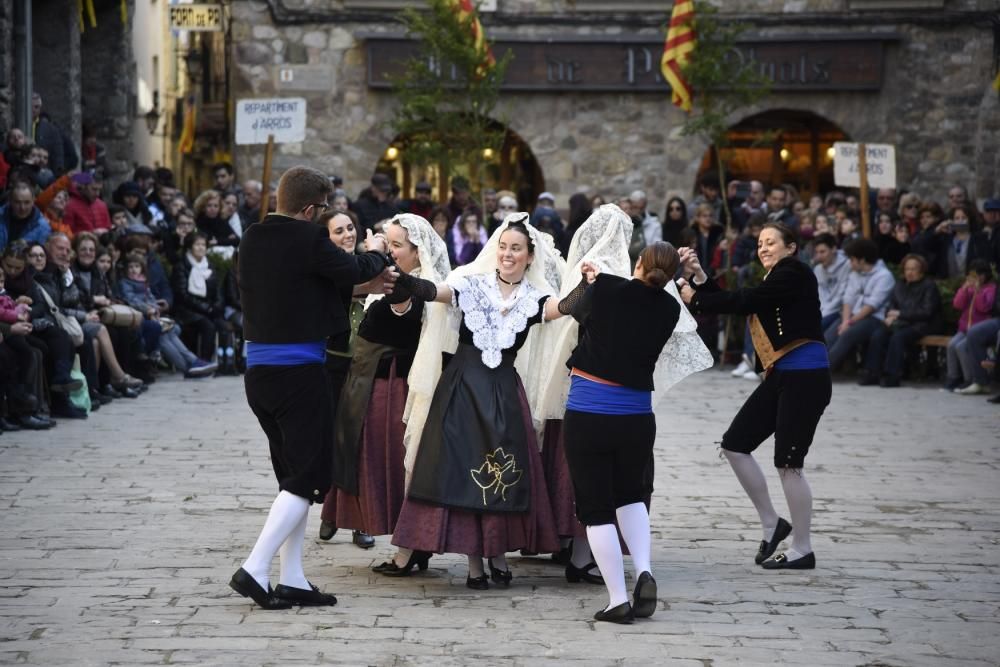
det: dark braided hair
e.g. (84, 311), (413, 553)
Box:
(502, 215), (535, 253)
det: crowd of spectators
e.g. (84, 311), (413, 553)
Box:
(1, 117), (997, 435)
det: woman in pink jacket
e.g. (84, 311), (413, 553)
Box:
(946, 259), (996, 393)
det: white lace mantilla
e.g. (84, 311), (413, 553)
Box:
(448, 273), (546, 369)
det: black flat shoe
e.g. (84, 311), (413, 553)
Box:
(318, 521), (337, 541)
(565, 562), (604, 585)
(594, 601), (634, 624)
(487, 559), (512, 588)
(550, 545), (572, 565)
(755, 517), (792, 565)
(17, 414), (52, 430)
(228, 568), (292, 610)
(632, 571), (657, 618)
(50, 377), (83, 393)
(375, 551), (431, 577)
(466, 574), (489, 590)
(0, 417), (22, 431)
(352, 530), (375, 549)
(273, 582), (337, 606)
(761, 551), (816, 570)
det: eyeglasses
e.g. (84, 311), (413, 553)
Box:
(302, 202), (329, 213)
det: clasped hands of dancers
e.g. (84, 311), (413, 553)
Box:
(229, 166), (830, 624)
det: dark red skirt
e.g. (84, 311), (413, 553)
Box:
(391, 380), (560, 558)
(320, 375), (408, 536)
(541, 420), (587, 539)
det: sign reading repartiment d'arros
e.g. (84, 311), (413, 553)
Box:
(366, 34), (893, 93)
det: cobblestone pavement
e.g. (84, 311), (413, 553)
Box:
(0, 370), (997, 666)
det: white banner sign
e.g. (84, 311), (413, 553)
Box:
(833, 142), (897, 189)
(234, 98), (306, 145)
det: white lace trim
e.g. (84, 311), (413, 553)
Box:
(448, 272), (545, 368)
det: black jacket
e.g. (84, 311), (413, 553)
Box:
(35, 265), (90, 323)
(689, 256), (824, 370)
(567, 274), (680, 391)
(239, 214), (389, 344)
(887, 277), (941, 333)
(172, 254), (223, 322)
(351, 190), (399, 232)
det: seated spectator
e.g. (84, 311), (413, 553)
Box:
(1, 182), (51, 250)
(825, 238), (895, 372)
(946, 260), (997, 393)
(221, 191), (243, 241)
(353, 173), (400, 232)
(193, 190), (239, 249)
(171, 231), (233, 371)
(163, 208), (195, 266)
(121, 233), (172, 315)
(982, 198), (1000, 266)
(731, 215), (763, 269)
(238, 179), (263, 231)
(117, 251), (216, 379)
(146, 170), (177, 232)
(330, 190), (350, 214)
(35, 173), (75, 241)
(813, 213), (833, 237)
(63, 172), (111, 234)
(860, 254), (941, 387)
(897, 192), (921, 236)
(688, 172), (723, 222)
(3, 128), (28, 168)
(812, 233), (850, 331)
(765, 186), (799, 229)
(212, 162), (240, 198)
(838, 216), (860, 246)
(112, 181), (154, 229)
(911, 202), (948, 278)
(452, 208), (488, 266)
(875, 212), (908, 264)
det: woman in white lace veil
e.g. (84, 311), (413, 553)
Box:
(387, 212), (578, 589)
(321, 213), (452, 572)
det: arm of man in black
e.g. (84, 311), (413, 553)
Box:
(689, 260), (804, 316)
(311, 230), (389, 287)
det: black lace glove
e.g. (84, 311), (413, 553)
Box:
(386, 270), (438, 304)
(557, 276), (589, 316)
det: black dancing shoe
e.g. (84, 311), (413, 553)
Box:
(466, 574), (489, 590)
(273, 582), (337, 606)
(487, 559), (512, 588)
(565, 562), (604, 585)
(761, 551), (816, 570)
(755, 517), (792, 565)
(352, 530), (375, 549)
(550, 544), (572, 565)
(318, 521), (337, 541)
(593, 601), (634, 624)
(228, 568), (292, 610)
(375, 551), (431, 577)
(632, 571), (657, 618)
(0, 417), (22, 431)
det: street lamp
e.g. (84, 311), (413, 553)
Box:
(184, 47), (203, 83)
(144, 91), (160, 135)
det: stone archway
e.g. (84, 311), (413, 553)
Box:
(374, 122), (545, 209)
(697, 109), (850, 199)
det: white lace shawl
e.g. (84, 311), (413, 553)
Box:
(535, 204), (713, 424)
(402, 213), (562, 476)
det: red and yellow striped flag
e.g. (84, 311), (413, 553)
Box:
(178, 96), (197, 155)
(447, 0), (496, 77)
(661, 0), (696, 112)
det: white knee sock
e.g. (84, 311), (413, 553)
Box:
(569, 535), (594, 569)
(779, 469), (813, 558)
(241, 490), (310, 590)
(586, 524), (628, 609)
(724, 450), (780, 540)
(616, 502), (652, 579)
(278, 510), (310, 590)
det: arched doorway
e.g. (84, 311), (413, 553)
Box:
(375, 123), (545, 209)
(697, 109), (849, 200)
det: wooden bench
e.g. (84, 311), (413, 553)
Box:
(915, 335), (953, 379)
(917, 335), (952, 348)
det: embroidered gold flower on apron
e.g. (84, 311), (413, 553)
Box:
(470, 447), (523, 505)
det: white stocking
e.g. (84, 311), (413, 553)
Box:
(241, 490), (310, 590)
(278, 509), (310, 590)
(586, 524), (628, 609)
(779, 469), (813, 558)
(724, 450), (779, 540)
(616, 502), (651, 578)
(392, 547), (413, 568)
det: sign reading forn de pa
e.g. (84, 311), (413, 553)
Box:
(169, 4), (223, 32)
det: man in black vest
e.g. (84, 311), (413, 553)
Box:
(229, 166), (393, 609)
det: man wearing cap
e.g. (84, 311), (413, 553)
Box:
(982, 198), (1000, 266)
(352, 173), (400, 232)
(399, 181), (435, 220)
(530, 191), (566, 251)
(63, 172), (111, 234)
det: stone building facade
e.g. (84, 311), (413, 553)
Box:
(230, 0), (999, 213)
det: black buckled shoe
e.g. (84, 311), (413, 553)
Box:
(755, 517), (792, 565)
(273, 582), (337, 606)
(487, 559), (512, 588)
(761, 551), (815, 570)
(565, 562), (604, 585)
(228, 568), (292, 610)
(352, 530), (375, 549)
(594, 601), (634, 624)
(466, 574), (489, 590)
(318, 521), (337, 541)
(374, 550), (431, 577)
(632, 571), (657, 618)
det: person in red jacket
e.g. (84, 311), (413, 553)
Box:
(62, 172), (111, 234)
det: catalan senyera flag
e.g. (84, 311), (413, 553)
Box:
(661, 0), (696, 112)
(447, 0), (496, 77)
(178, 97), (197, 155)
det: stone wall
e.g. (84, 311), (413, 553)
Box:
(33, 0), (81, 145)
(230, 1), (999, 212)
(0, 2), (13, 139)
